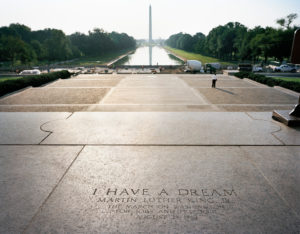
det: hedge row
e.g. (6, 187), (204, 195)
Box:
(0, 70), (72, 97)
(234, 72), (300, 93)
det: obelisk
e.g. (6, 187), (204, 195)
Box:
(149, 5), (152, 44)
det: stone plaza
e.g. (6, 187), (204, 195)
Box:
(0, 74), (299, 233)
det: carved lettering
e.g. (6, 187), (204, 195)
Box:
(158, 189), (169, 196)
(119, 189), (129, 196)
(142, 189), (150, 195)
(106, 188), (117, 195)
(223, 189), (237, 196)
(178, 189), (189, 195)
(131, 189), (140, 195)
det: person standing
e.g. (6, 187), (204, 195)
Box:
(212, 73), (217, 88)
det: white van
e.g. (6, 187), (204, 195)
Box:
(19, 69), (41, 75)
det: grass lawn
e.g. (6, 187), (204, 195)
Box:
(164, 46), (236, 65)
(269, 77), (300, 83)
(0, 77), (23, 83)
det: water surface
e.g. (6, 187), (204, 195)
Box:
(118, 46), (183, 66)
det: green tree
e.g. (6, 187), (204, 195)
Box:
(276, 13), (298, 29)
(8, 23), (32, 42)
(194, 32), (206, 54)
(30, 40), (46, 60)
(43, 29), (72, 61)
(0, 35), (36, 66)
(166, 17), (296, 64)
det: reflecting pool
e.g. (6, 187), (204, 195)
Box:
(117, 46), (183, 65)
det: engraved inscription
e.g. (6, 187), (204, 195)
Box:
(91, 187), (237, 221)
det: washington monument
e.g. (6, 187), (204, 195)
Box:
(149, 5), (152, 44)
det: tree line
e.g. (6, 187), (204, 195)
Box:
(0, 24), (136, 66)
(166, 14), (298, 63)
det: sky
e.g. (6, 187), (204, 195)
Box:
(0, 0), (300, 39)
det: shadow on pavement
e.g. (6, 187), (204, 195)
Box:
(216, 88), (235, 95)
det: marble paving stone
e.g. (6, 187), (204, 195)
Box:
(0, 112), (70, 144)
(267, 123), (300, 145)
(182, 79), (258, 88)
(0, 105), (89, 112)
(0, 105), (296, 112)
(241, 146), (300, 216)
(0, 104), (217, 112)
(247, 112), (300, 145)
(102, 88), (205, 104)
(117, 77), (184, 87)
(87, 104), (217, 112)
(48, 79), (121, 87)
(25, 146), (300, 233)
(74, 74), (125, 79)
(221, 104), (295, 112)
(0, 88), (110, 104)
(197, 87), (298, 104)
(0, 145), (83, 234)
(42, 112), (281, 145)
(179, 75), (236, 80)
(124, 74), (174, 79)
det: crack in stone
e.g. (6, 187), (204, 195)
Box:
(245, 112), (282, 133)
(245, 112), (284, 145)
(39, 112), (74, 144)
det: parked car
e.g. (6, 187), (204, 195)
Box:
(274, 65), (296, 72)
(238, 64), (252, 72)
(19, 69), (41, 75)
(252, 65), (263, 72)
(205, 63), (221, 70)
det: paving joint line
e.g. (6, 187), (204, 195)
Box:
(38, 132), (52, 145)
(191, 87), (221, 111)
(46, 86), (117, 88)
(0, 104), (296, 106)
(243, 78), (269, 88)
(273, 86), (300, 97)
(1, 144), (299, 146)
(34, 87), (111, 89)
(195, 87), (268, 89)
(239, 146), (300, 219)
(85, 88), (113, 110)
(177, 76), (223, 110)
(99, 87), (115, 104)
(66, 112), (74, 119)
(102, 87), (194, 89)
(22, 145), (86, 234)
(271, 132), (286, 145)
